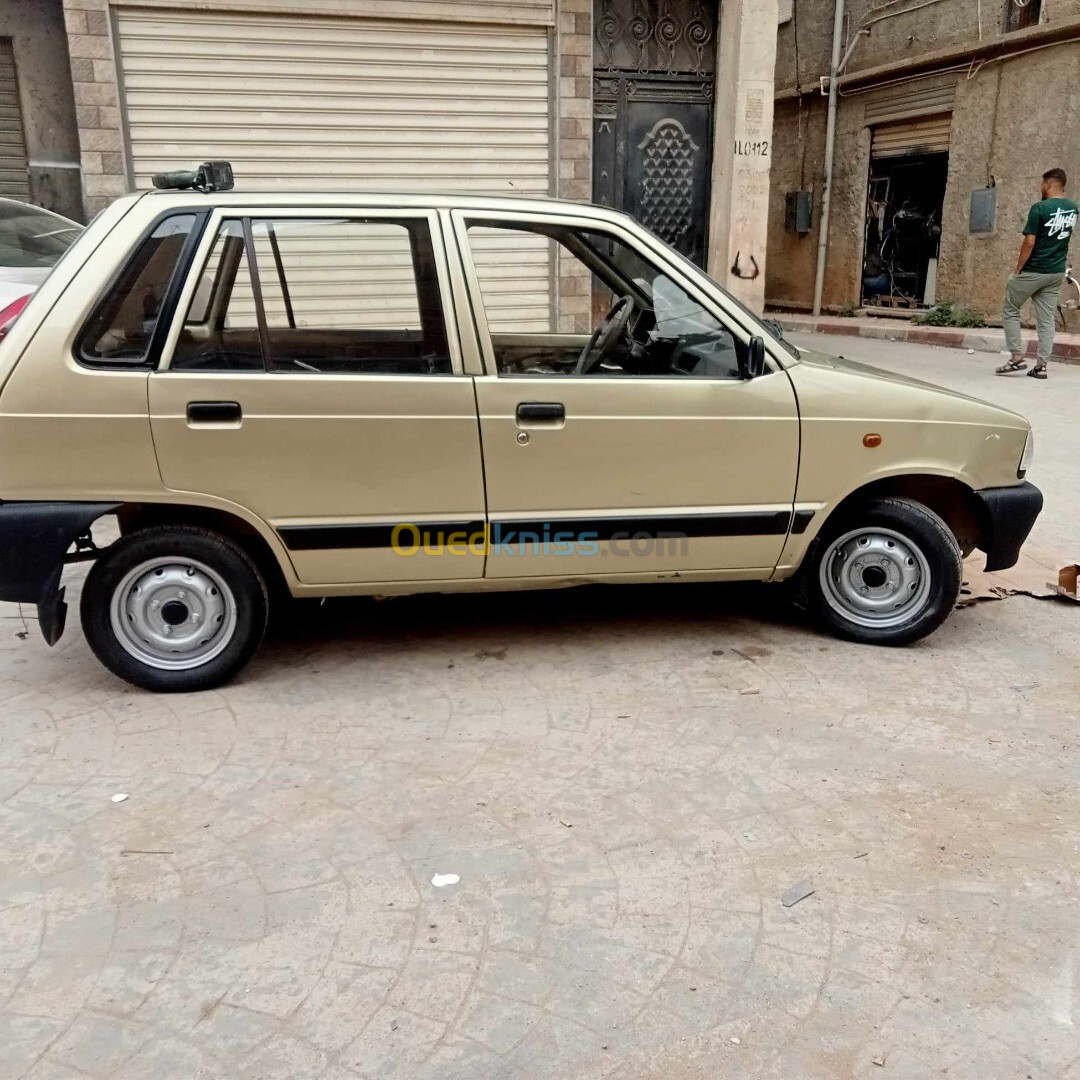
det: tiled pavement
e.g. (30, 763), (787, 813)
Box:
(2, 337), (1080, 1079)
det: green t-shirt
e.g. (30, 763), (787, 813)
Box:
(1022, 196), (1078, 275)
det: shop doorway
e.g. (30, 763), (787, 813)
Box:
(862, 150), (949, 310)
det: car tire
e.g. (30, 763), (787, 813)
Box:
(80, 525), (269, 692)
(808, 497), (962, 646)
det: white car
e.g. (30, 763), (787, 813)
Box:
(0, 197), (82, 339)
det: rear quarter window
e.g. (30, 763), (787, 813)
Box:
(78, 213), (200, 366)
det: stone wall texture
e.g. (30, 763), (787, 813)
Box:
(768, 0), (1080, 317)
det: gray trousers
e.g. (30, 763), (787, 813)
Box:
(1003, 270), (1065, 366)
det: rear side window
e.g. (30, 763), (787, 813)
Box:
(79, 213), (198, 365)
(170, 216), (452, 375)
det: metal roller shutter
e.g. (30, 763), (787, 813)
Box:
(116, 8), (554, 331)
(0, 40), (29, 201)
(863, 74), (957, 127)
(871, 116), (952, 159)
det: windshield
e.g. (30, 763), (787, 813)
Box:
(0, 201), (82, 269)
(637, 223), (801, 360)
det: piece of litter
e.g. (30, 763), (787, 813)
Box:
(390, 1020), (399, 1031)
(559, 820), (572, 828)
(854, 851), (869, 859)
(967, 348), (975, 354)
(617, 714), (630, 718)
(111, 793), (129, 803)
(739, 688), (760, 696)
(960, 851), (973, 859)
(780, 880), (815, 908)
(872, 1054), (886, 1066)
(431, 873), (460, 888)
(730, 1036), (741, 1045)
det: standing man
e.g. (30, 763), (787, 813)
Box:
(996, 168), (1077, 379)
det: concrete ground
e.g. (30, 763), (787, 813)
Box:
(2, 336), (1079, 1079)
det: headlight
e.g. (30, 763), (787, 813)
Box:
(1019, 429), (1035, 477)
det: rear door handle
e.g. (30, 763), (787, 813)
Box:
(516, 402), (565, 423)
(186, 400), (242, 425)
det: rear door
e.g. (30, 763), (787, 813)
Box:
(150, 207), (486, 586)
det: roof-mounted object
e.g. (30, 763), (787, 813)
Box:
(151, 161), (234, 193)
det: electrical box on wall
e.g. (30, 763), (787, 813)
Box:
(970, 187), (997, 234)
(785, 191), (813, 234)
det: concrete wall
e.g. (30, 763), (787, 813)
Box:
(768, 0), (1080, 316)
(1, 0), (83, 220)
(776, 0), (1080, 91)
(937, 42), (1080, 318)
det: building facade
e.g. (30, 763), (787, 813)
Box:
(769, 0), (1080, 320)
(1, 0), (83, 220)
(60, 0), (780, 311)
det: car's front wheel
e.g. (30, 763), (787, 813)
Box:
(80, 526), (268, 692)
(808, 497), (962, 646)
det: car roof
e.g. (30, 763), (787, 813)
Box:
(130, 188), (629, 221)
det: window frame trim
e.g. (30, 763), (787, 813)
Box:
(157, 206), (465, 377)
(73, 207), (209, 371)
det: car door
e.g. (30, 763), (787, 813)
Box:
(150, 208), (486, 586)
(451, 209), (800, 580)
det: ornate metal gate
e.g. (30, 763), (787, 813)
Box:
(593, 0), (718, 267)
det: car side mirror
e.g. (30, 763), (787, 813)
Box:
(741, 335), (767, 379)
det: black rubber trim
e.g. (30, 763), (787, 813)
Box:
(0, 501), (119, 644)
(279, 520), (485, 552)
(975, 481), (1043, 572)
(278, 510), (796, 552)
(791, 510), (815, 535)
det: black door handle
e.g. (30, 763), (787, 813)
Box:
(186, 400), (242, 424)
(516, 402), (565, 422)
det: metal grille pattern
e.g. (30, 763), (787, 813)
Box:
(594, 0), (716, 75)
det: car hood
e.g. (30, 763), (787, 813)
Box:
(789, 346), (1029, 429)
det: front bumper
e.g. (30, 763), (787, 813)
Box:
(0, 501), (118, 644)
(975, 482), (1043, 572)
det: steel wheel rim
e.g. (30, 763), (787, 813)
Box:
(819, 527), (933, 630)
(109, 556), (238, 671)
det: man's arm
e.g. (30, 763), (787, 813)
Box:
(1015, 233), (1036, 275)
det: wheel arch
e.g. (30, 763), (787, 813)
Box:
(821, 474), (987, 556)
(114, 502), (293, 602)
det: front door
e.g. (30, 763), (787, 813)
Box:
(593, 0), (718, 268)
(453, 210), (799, 580)
(150, 209), (485, 586)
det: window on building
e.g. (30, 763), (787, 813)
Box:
(1004, 0), (1041, 32)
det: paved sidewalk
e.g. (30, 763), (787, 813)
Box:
(1, 336), (1079, 1080)
(773, 312), (1080, 365)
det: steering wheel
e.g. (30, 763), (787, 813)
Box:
(575, 294), (635, 375)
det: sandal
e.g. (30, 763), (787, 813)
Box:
(1027, 364), (1048, 379)
(995, 358), (1028, 375)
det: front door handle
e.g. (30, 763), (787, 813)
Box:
(516, 402), (565, 424)
(186, 400), (242, 425)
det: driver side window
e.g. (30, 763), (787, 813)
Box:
(464, 221), (743, 380)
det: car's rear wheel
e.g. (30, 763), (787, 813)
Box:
(809, 497), (962, 646)
(80, 526), (268, 692)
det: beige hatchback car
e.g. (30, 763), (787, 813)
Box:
(0, 164), (1040, 692)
